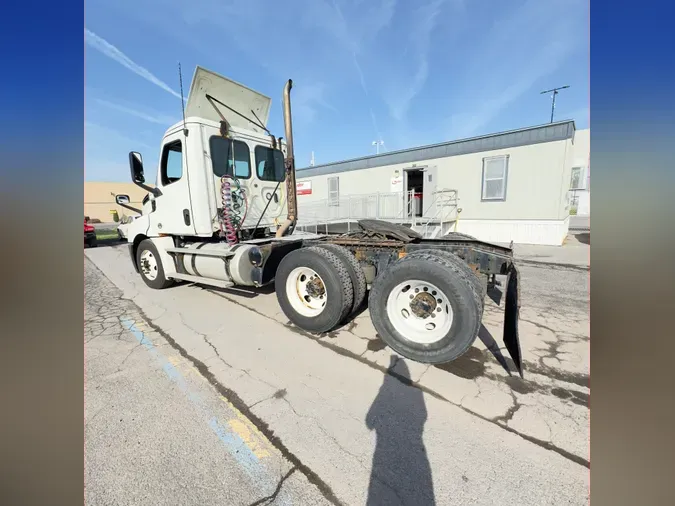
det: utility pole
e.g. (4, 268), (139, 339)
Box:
(540, 85), (570, 123)
(372, 139), (384, 155)
(310, 151), (315, 167)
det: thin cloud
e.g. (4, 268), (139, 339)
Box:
(446, 0), (586, 139)
(313, 0), (396, 137)
(387, 0), (447, 121)
(93, 98), (178, 125)
(292, 82), (336, 124)
(85, 28), (182, 100)
(85, 121), (153, 151)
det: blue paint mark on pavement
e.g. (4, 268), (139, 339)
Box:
(119, 317), (292, 505)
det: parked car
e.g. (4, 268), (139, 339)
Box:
(117, 215), (138, 240)
(84, 219), (97, 248)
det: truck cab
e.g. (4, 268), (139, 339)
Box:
(124, 67), (288, 244)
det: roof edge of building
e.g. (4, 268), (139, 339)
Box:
(297, 120), (576, 178)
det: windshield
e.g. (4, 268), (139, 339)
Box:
(210, 136), (251, 179)
(255, 145), (286, 182)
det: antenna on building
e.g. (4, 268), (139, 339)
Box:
(372, 139), (384, 155)
(310, 151), (315, 167)
(540, 85), (570, 123)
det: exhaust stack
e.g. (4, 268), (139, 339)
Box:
(276, 79), (298, 237)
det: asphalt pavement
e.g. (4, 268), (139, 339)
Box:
(86, 263), (332, 506)
(85, 244), (589, 505)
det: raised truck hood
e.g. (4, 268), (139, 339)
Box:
(184, 66), (271, 134)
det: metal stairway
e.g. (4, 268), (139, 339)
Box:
(296, 188), (459, 239)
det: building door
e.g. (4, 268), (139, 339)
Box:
(404, 168), (424, 217)
(422, 166), (438, 216)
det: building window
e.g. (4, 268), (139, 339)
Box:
(210, 136), (251, 179)
(160, 140), (183, 186)
(481, 155), (508, 201)
(570, 166), (586, 190)
(255, 145), (286, 182)
(328, 177), (339, 206)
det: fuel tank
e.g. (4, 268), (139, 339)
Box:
(180, 242), (259, 286)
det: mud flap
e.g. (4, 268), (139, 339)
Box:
(503, 264), (524, 378)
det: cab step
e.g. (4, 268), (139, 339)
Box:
(168, 272), (234, 289)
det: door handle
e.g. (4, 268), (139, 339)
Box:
(183, 209), (191, 226)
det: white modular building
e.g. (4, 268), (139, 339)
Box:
(568, 127), (590, 217)
(294, 121), (590, 246)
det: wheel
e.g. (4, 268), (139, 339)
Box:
(443, 231), (477, 240)
(407, 249), (487, 299)
(86, 237), (97, 248)
(136, 239), (174, 289)
(368, 252), (483, 364)
(313, 243), (367, 316)
(275, 246), (354, 333)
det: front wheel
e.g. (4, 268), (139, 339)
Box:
(368, 252), (483, 364)
(136, 239), (174, 289)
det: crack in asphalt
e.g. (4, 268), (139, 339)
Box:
(86, 260), (345, 505)
(87, 256), (589, 471)
(130, 304), (345, 505)
(246, 467), (297, 506)
(204, 285), (591, 467)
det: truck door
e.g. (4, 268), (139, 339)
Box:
(253, 145), (286, 226)
(151, 132), (196, 235)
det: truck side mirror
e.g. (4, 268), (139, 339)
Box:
(129, 152), (145, 184)
(128, 151), (161, 198)
(114, 193), (142, 214)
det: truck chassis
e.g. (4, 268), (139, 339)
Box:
(118, 67), (523, 377)
(127, 220), (523, 376)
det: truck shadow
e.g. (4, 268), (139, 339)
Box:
(366, 357), (435, 505)
(433, 325), (512, 379)
(207, 284), (276, 299)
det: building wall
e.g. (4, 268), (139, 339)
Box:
(569, 128), (590, 216)
(84, 182), (150, 222)
(296, 138), (572, 221)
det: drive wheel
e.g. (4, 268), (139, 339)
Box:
(313, 243), (367, 316)
(369, 252), (482, 364)
(136, 239), (174, 289)
(275, 246), (353, 333)
(443, 232), (477, 240)
(407, 248), (487, 299)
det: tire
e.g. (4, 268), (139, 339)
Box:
(368, 252), (483, 364)
(87, 238), (97, 248)
(407, 248), (487, 299)
(443, 231), (477, 240)
(136, 239), (174, 289)
(275, 246), (354, 333)
(313, 243), (367, 316)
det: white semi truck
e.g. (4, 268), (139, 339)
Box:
(115, 66), (523, 374)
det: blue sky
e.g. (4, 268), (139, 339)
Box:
(85, 0), (589, 181)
